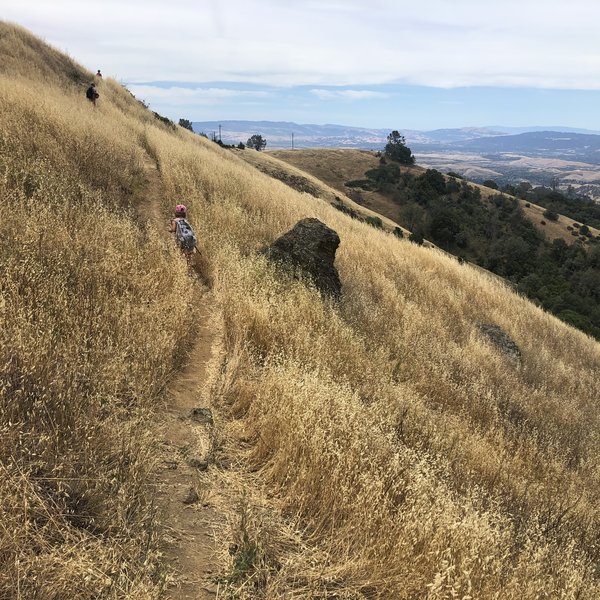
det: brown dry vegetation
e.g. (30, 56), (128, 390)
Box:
(268, 148), (423, 230)
(154, 133), (600, 598)
(4, 21), (600, 599)
(238, 148), (408, 236)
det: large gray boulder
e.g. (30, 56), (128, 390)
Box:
(263, 218), (342, 300)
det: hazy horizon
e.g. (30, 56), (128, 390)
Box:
(188, 119), (600, 135)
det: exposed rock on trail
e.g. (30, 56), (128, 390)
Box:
(182, 486), (200, 505)
(190, 407), (214, 425)
(263, 217), (342, 300)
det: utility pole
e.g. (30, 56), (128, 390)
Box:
(291, 132), (294, 150)
(219, 124), (222, 142)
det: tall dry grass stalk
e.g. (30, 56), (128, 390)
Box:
(0, 22), (199, 598)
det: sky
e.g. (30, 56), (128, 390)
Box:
(3, 0), (600, 130)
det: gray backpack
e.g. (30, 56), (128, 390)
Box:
(175, 218), (197, 251)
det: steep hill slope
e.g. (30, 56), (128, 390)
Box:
(237, 147), (413, 237)
(1, 22), (201, 598)
(265, 149), (600, 337)
(4, 22), (600, 600)
(269, 148), (599, 244)
(270, 147), (426, 227)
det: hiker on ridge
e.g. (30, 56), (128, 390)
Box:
(86, 82), (99, 105)
(96, 69), (102, 78)
(169, 204), (197, 261)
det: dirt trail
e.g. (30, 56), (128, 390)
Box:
(138, 156), (228, 599)
(155, 307), (225, 599)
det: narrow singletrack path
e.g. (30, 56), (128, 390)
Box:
(155, 304), (225, 599)
(138, 156), (228, 599)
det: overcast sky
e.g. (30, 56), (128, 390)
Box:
(3, 0), (600, 129)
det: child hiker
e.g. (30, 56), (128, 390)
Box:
(169, 204), (197, 260)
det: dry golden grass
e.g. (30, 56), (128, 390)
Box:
(269, 148), (403, 192)
(0, 22), (200, 598)
(238, 148), (409, 237)
(5, 20), (600, 599)
(267, 147), (424, 231)
(147, 127), (600, 596)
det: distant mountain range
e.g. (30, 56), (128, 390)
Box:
(413, 131), (600, 165)
(193, 120), (392, 148)
(193, 120), (600, 197)
(192, 120), (600, 157)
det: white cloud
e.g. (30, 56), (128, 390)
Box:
(3, 0), (600, 89)
(310, 89), (389, 100)
(128, 85), (271, 106)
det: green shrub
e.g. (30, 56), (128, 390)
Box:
(345, 179), (376, 190)
(365, 216), (384, 229)
(153, 111), (176, 129)
(543, 208), (559, 221)
(483, 179), (499, 190)
(178, 118), (193, 131)
(333, 203), (359, 219)
(409, 230), (424, 245)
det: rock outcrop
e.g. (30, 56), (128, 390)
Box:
(477, 323), (522, 365)
(263, 218), (342, 300)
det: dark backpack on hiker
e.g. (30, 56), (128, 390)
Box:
(175, 218), (197, 252)
(86, 86), (95, 99)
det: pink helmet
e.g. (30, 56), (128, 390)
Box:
(175, 204), (187, 214)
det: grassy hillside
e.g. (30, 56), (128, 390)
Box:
(0, 23), (199, 598)
(270, 148), (421, 229)
(4, 22), (600, 599)
(270, 148), (600, 244)
(237, 147), (413, 237)
(267, 149), (600, 338)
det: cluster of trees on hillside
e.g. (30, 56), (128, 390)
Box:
(479, 179), (600, 228)
(350, 160), (600, 338)
(515, 184), (600, 228)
